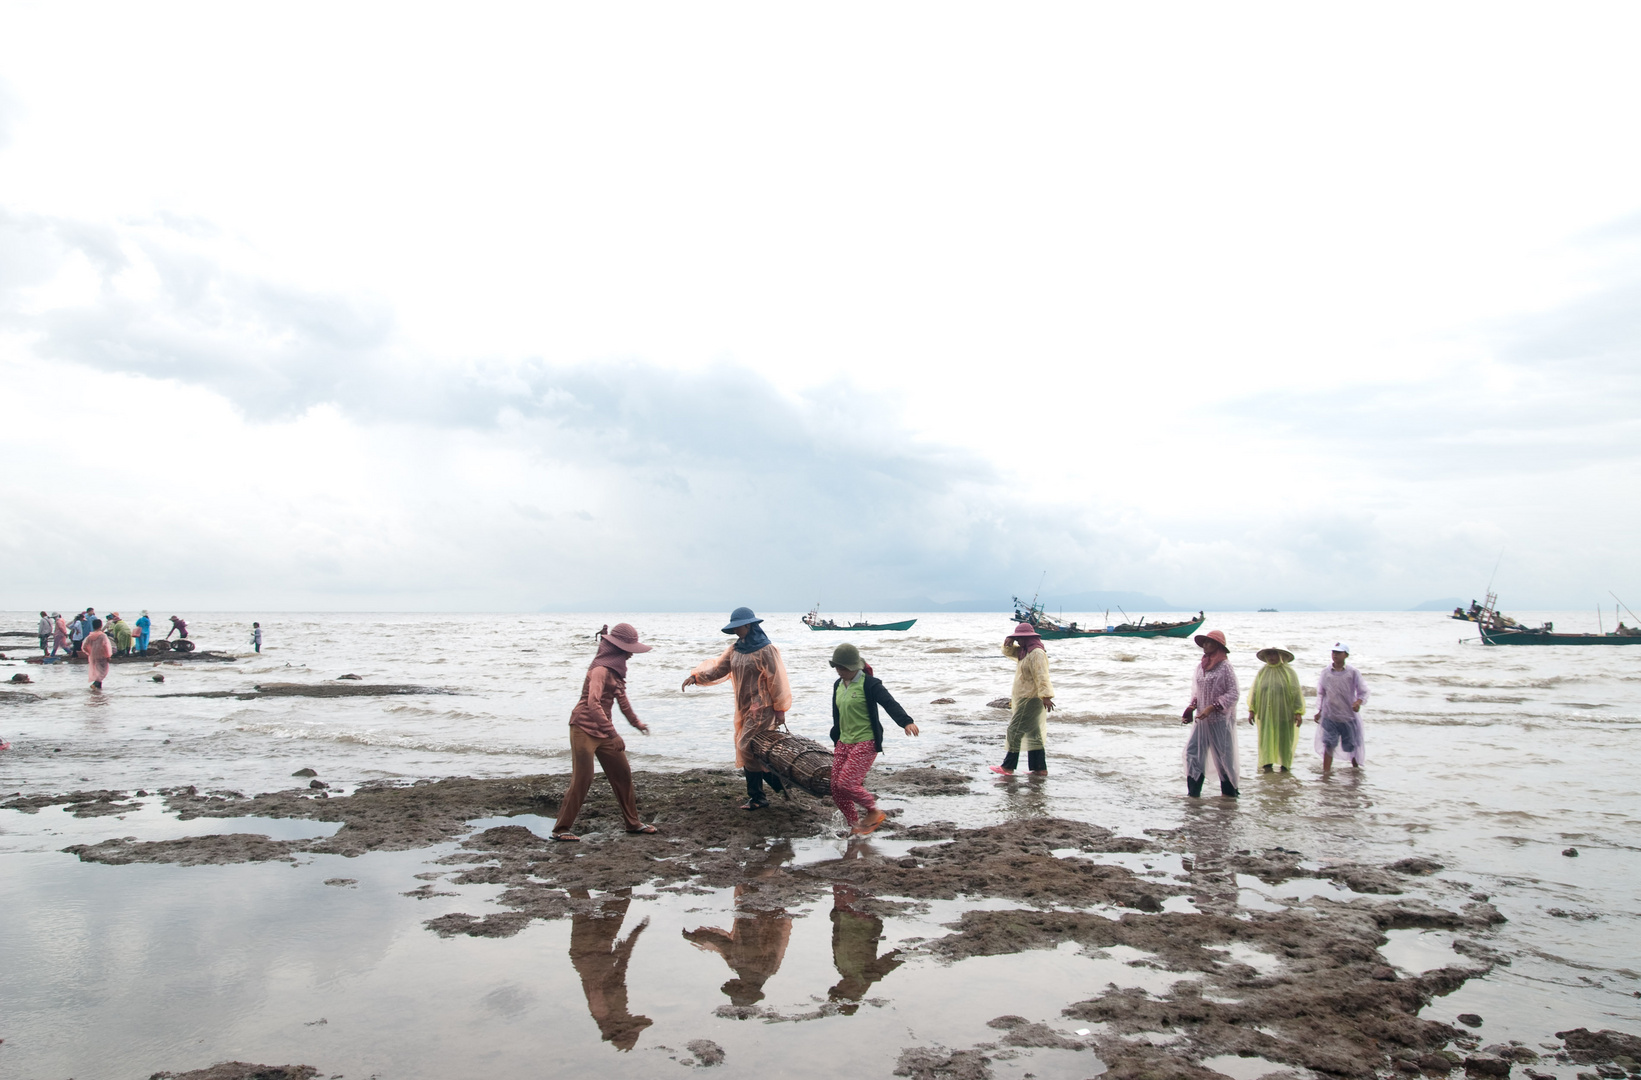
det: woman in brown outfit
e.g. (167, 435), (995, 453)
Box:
(552, 623), (660, 841)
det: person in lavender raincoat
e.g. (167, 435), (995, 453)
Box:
(1181, 629), (1240, 798)
(1314, 641), (1369, 770)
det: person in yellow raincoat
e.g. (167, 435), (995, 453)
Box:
(989, 622), (1055, 777)
(681, 607), (794, 809)
(1247, 647), (1304, 771)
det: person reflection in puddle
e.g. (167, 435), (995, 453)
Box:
(828, 883), (902, 1013)
(567, 889), (653, 1051)
(683, 884), (792, 1007)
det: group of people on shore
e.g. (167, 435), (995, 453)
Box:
(548, 609), (1373, 841)
(35, 610), (191, 661)
(30, 613), (270, 689)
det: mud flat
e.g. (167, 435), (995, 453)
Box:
(18, 767), (1618, 1079)
(155, 682), (455, 701)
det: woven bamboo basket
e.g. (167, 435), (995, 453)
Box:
(748, 727), (832, 798)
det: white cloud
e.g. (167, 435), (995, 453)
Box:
(1, 4), (1639, 611)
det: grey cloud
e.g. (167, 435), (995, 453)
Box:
(2, 205), (1149, 609)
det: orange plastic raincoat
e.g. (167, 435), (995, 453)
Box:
(690, 644), (793, 769)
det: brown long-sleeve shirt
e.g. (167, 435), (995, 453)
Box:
(569, 665), (642, 739)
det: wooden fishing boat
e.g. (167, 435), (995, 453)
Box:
(1471, 592), (1641, 644)
(1011, 596), (1205, 640)
(1480, 625), (1641, 646)
(802, 607), (917, 632)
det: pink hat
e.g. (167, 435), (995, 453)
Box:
(602, 623), (652, 653)
(1008, 622), (1041, 639)
(1194, 629), (1229, 652)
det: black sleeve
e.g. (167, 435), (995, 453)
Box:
(868, 678), (915, 728)
(829, 678), (842, 742)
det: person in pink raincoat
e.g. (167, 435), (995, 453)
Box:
(83, 618), (113, 690)
(51, 614), (68, 657)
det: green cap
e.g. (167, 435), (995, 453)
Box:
(830, 642), (863, 671)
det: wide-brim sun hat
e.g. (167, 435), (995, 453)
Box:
(830, 642), (864, 671)
(603, 623), (652, 653)
(1256, 647), (1294, 663)
(721, 607), (763, 633)
(1007, 622), (1041, 639)
(1331, 641), (1350, 654)
(1195, 629), (1230, 651)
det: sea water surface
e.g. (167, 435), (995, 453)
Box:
(1, 610), (1637, 1077)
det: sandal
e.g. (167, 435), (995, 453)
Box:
(851, 810), (888, 837)
(627, 823), (660, 834)
(738, 798), (768, 811)
(987, 765), (1015, 776)
(550, 832), (580, 842)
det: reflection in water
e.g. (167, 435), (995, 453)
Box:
(828, 883), (901, 1013)
(683, 883), (791, 1006)
(567, 889), (653, 1051)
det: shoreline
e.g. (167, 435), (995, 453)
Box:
(10, 768), (1634, 1079)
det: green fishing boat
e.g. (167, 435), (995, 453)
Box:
(803, 608), (917, 632)
(1480, 625), (1641, 646)
(1011, 596), (1205, 640)
(1471, 593), (1641, 645)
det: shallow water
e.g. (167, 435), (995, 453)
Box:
(2, 609), (1638, 1076)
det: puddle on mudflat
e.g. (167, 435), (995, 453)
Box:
(1200, 1052), (1300, 1078)
(1378, 928), (1470, 975)
(0, 802), (341, 853)
(0, 842), (1137, 1080)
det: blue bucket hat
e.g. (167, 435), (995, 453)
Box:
(721, 607), (763, 633)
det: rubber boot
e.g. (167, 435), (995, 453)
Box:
(1220, 779), (1239, 798)
(1186, 774), (1204, 798)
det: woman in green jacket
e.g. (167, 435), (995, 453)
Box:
(1247, 647), (1304, 771)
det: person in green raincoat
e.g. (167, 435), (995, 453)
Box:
(1246, 647), (1304, 771)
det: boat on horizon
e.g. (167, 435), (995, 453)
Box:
(1011, 595), (1205, 640)
(802, 607), (917, 632)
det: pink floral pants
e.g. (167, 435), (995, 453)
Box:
(831, 740), (879, 826)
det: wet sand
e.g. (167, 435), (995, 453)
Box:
(13, 769), (1632, 1079)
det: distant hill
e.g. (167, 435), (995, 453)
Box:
(1410, 597), (1466, 612)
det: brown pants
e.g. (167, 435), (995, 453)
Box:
(554, 727), (641, 833)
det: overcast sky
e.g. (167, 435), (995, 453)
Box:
(2, 3), (1638, 613)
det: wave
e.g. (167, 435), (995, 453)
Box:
(1404, 676), (1579, 689)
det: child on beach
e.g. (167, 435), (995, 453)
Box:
(1314, 642), (1368, 770)
(251, 623), (262, 653)
(991, 622), (1054, 776)
(827, 643), (919, 836)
